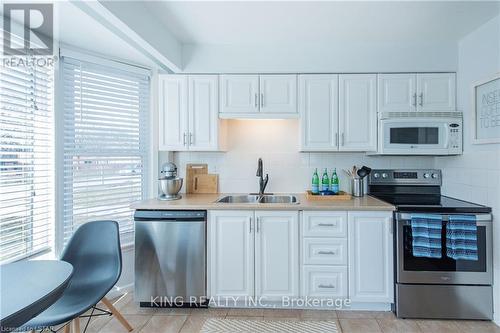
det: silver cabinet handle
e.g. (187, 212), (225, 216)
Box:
(255, 93), (258, 108)
(318, 284), (335, 289)
(318, 223), (335, 227)
(261, 93), (264, 107)
(256, 217), (260, 233)
(412, 93), (417, 107)
(318, 251), (336, 255)
(419, 93), (423, 106)
(183, 133), (187, 146)
(335, 133), (339, 147)
(189, 132), (193, 145)
(249, 217), (253, 233)
(341, 133), (345, 146)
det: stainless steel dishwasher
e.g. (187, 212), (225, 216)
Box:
(134, 210), (207, 307)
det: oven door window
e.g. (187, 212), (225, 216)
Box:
(403, 224), (487, 272)
(390, 127), (439, 145)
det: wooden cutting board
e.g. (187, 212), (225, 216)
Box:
(186, 164), (208, 194)
(193, 174), (218, 194)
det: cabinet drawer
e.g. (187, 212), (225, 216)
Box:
(303, 238), (347, 265)
(302, 211), (347, 238)
(301, 266), (348, 298)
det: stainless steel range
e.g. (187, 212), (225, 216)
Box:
(368, 169), (493, 320)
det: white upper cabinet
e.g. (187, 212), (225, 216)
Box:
(299, 75), (339, 151)
(159, 74), (225, 151)
(339, 74), (377, 151)
(255, 211), (299, 299)
(208, 210), (254, 298)
(348, 211), (393, 303)
(219, 75), (259, 115)
(220, 74), (298, 118)
(159, 75), (188, 151)
(378, 73), (456, 112)
(259, 75), (297, 114)
(378, 74), (417, 113)
(417, 73), (456, 111)
(188, 75), (220, 151)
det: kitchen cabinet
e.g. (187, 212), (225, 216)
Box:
(339, 74), (377, 151)
(220, 74), (298, 118)
(299, 75), (339, 151)
(255, 211), (299, 299)
(348, 211), (393, 303)
(378, 73), (456, 113)
(208, 210), (254, 298)
(208, 210), (299, 299)
(159, 74), (225, 151)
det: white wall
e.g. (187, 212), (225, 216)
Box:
(172, 120), (434, 194)
(181, 41), (457, 73)
(435, 14), (500, 324)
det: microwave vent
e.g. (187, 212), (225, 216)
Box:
(379, 111), (462, 119)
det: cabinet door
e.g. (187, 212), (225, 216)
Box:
(260, 75), (297, 114)
(255, 211), (299, 299)
(339, 74), (377, 151)
(299, 75), (339, 151)
(378, 74), (416, 112)
(417, 73), (456, 111)
(348, 211), (393, 303)
(208, 210), (254, 298)
(188, 75), (219, 151)
(219, 75), (259, 115)
(158, 75), (188, 151)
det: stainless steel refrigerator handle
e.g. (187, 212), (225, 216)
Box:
(397, 213), (492, 222)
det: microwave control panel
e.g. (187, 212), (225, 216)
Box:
(448, 122), (462, 152)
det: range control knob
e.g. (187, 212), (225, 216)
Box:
(373, 173), (380, 178)
(432, 173), (439, 179)
(424, 173), (430, 178)
(382, 173), (388, 179)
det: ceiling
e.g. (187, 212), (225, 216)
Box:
(142, 1), (500, 45)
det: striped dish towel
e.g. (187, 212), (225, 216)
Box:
(411, 214), (443, 258)
(446, 215), (478, 261)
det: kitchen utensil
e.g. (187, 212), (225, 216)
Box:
(357, 168), (368, 179)
(186, 164), (208, 193)
(352, 178), (364, 197)
(193, 174), (218, 194)
(158, 162), (183, 200)
(352, 165), (358, 178)
(343, 169), (352, 178)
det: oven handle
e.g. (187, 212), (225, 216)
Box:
(397, 213), (492, 222)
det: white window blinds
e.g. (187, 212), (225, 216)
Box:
(62, 56), (149, 246)
(0, 57), (54, 263)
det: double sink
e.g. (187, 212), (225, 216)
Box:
(216, 194), (299, 204)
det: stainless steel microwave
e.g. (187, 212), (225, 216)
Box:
(378, 112), (463, 155)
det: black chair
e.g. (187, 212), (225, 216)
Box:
(20, 221), (132, 333)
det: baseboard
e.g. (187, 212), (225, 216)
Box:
(107, 283), (134, 299)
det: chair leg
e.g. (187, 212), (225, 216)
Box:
(64, 321), (72, 333)
(101, 297), (133, 332)
(73, 317), (81, 333)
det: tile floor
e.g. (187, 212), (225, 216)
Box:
(76, 293), (500, 333)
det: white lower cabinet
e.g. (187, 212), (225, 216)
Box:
(208, 210), (299, 299)
(348, 211), (394, 303)
(208, 210), (254, 298)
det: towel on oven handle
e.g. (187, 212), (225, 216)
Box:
(411, 214), (443, 258)
(446, 215), (478, 261)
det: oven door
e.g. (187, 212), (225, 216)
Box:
(379, 118), (451, 154)
(396, 213), (492, 285)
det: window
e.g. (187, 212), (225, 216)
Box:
(61, 55), (149, 246)
(0, 49), (54, 262)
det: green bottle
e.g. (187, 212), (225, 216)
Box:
(321, 168), (330, 192)
(311, 168), (320, 194)
(331, 168), (339, 194)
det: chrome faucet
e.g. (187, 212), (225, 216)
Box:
(256, 158), (269, 196)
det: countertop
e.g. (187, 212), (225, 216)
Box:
(131, 193), (394, 211)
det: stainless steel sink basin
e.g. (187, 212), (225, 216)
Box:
(258, 195), (299, 204)
(216, 195), (260, 204)
(216, 195), (299, 204)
